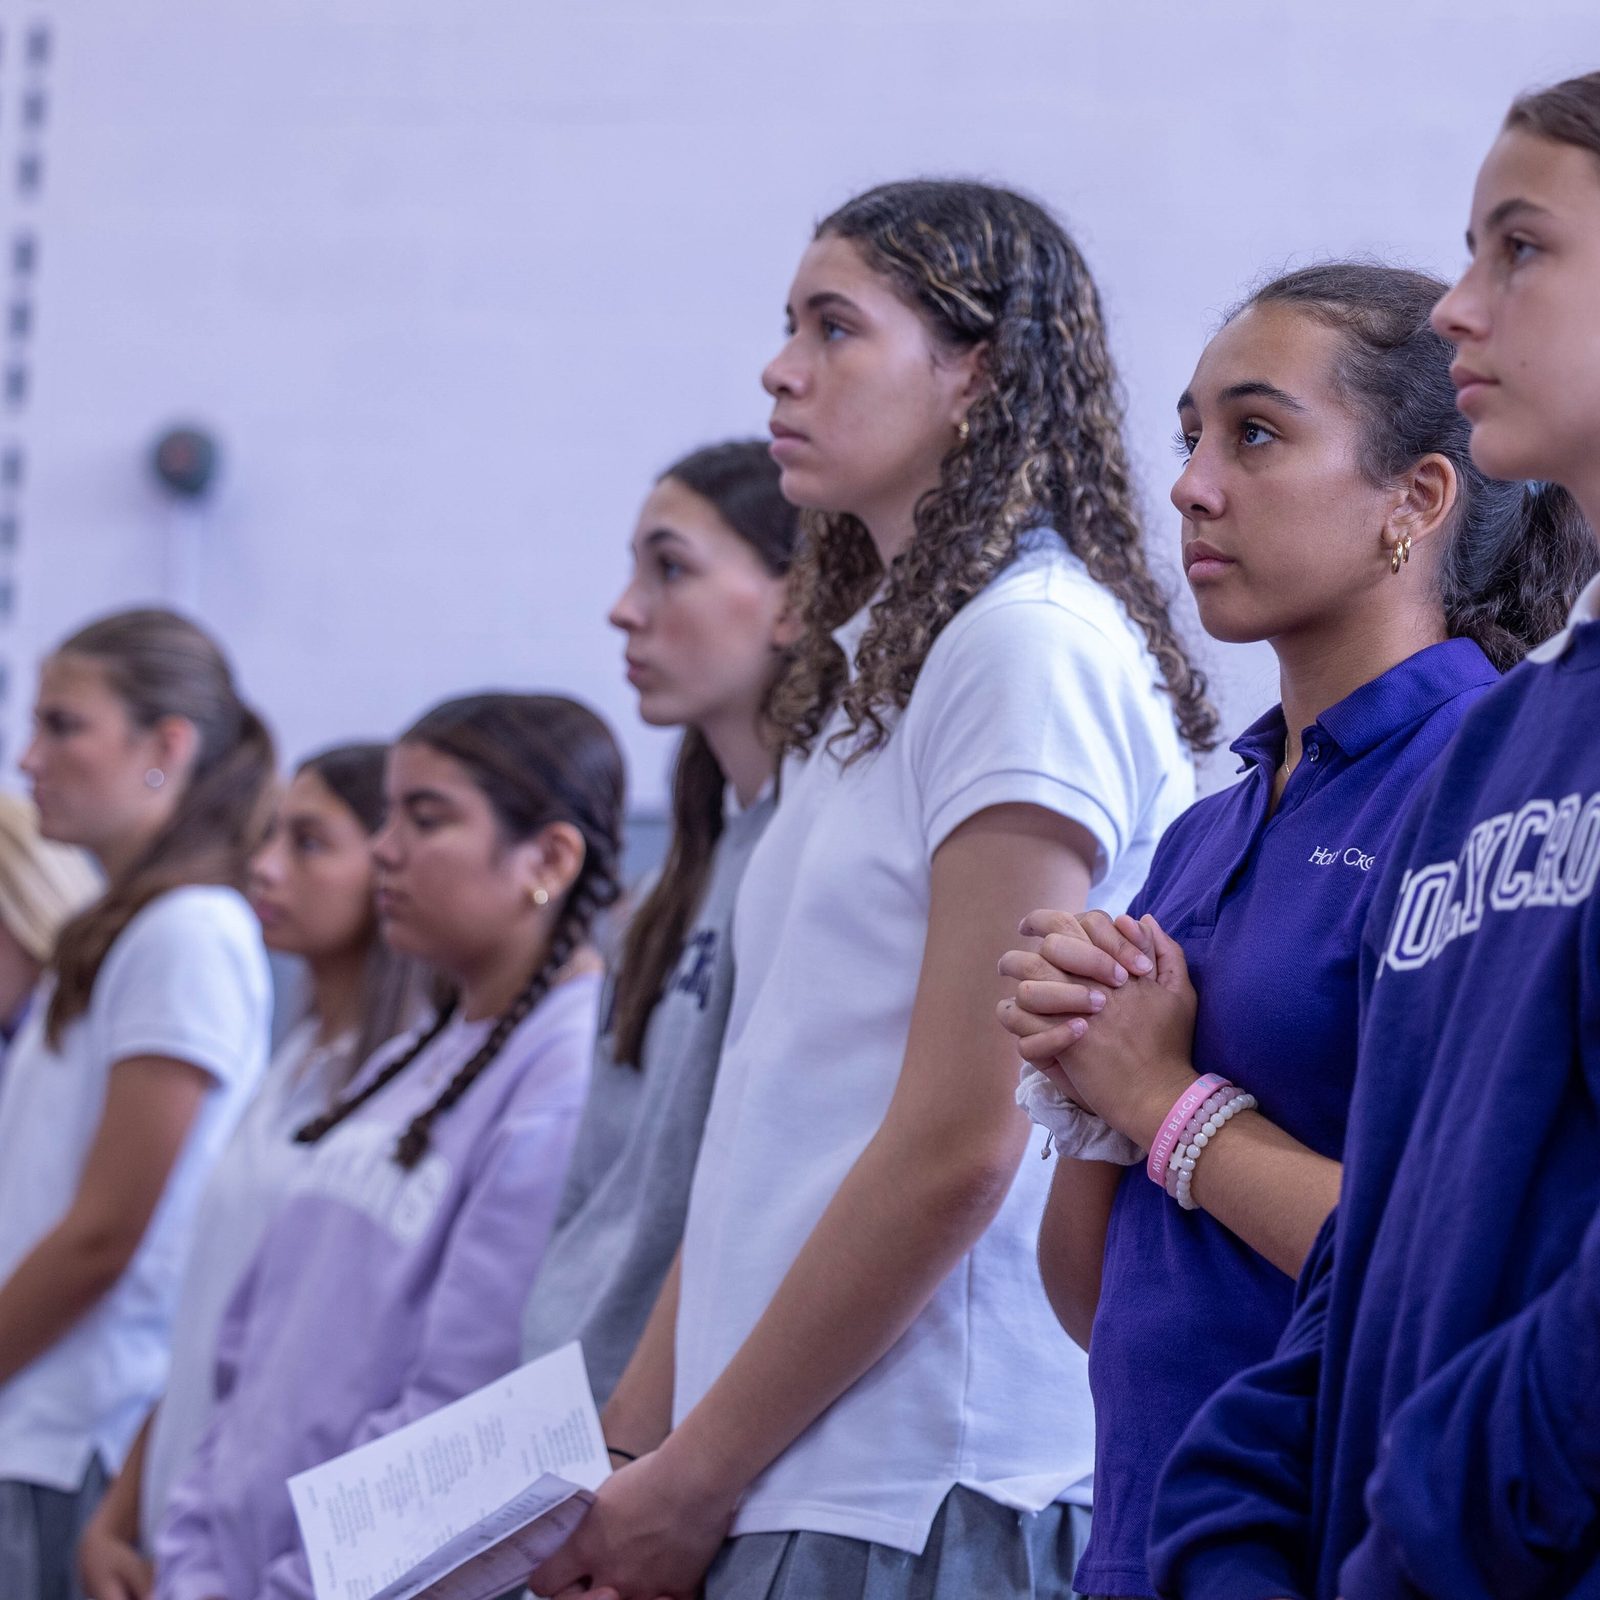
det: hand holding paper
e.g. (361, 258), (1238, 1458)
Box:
(287, 1342), (609, 1600)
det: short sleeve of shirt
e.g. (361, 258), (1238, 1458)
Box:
(910, 591), (1170, 878)
(92, 886), (269, 1089)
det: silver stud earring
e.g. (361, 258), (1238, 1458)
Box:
(530, 885), (550, 907)
(144, 768), (166, 790)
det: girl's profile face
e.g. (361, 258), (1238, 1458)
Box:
(20, 653), (175, 854)
(369, 741), (543, 978)
(608, 477), (791, 734)
(248, 768), (377, 962)
(1171, 302), (1404, 646)
(1432, 127), (1600, 490)
(761, 234), (982, 531)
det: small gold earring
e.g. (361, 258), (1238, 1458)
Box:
(530, 886), (549, 908)
(1389, 534), (1412, 575)
(956, 417), (970, 443)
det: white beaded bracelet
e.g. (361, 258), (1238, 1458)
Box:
(1164, 1088), (1232, 1201)
(1172, 1091), (1257, 1211)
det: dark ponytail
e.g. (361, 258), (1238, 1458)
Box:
(1244, 265), (1598, 669)
(608, 440), (799, 1069)
(46, 608), (276, 1046)
(296, 694), (624, 1169)
(1441, 481), (1596, 669)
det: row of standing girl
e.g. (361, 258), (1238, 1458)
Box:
(0, 71), (1594, 1600)
(0, 455), (795, 1600)
(0, 608), (630, 1600)
(527, 116), (1600, 1600)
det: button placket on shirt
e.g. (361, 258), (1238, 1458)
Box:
(1191, 758), (1278, 930)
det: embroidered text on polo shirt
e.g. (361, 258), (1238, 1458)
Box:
(1309, 845), (1377, 872)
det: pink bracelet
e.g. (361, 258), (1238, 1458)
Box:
(1166, 1088), (1233, 1199)
(1147, 1074), (1230, 1188)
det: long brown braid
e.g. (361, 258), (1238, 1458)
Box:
(295, 693), (623, 1170)
(769, 180), (1219, 764)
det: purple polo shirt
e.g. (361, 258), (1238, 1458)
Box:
(1073, 637), (1499, 1600)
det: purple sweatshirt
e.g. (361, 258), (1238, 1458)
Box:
(154, 974), (599, 1600)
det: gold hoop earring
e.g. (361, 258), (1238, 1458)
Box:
(956, 417), (970, 443)
(1390, 533), (1412, 575)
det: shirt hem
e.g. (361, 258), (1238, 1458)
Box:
(104, 1030), (244, 1084)
(1072, 1557), (1157, 1598)
(925, 769), (1120, 879)
(730, 1497), (933, 1553)
(0, 1437), (99, 1494)
(730, 1474), (1088, 1556)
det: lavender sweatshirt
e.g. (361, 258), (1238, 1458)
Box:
(153, 974), (599, 1600)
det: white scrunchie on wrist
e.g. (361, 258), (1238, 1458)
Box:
(1016, 1064), (1143, 1165)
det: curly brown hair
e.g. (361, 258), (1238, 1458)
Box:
(769, 179), (1217, 761)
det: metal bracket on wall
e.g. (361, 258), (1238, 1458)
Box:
(0, 16), (53, 771)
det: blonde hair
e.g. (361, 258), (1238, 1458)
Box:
(0, 792), (99, 964)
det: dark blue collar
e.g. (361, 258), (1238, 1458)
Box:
(1231, 637), (1499, 773)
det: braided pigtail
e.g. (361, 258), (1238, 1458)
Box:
(391, 893), (595, 1170)
(293, 1000), (458, 1148)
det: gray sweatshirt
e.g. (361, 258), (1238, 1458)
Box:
(521, 792), (773, 1401)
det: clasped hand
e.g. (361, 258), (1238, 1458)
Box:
(997, 908), (1200, 1151)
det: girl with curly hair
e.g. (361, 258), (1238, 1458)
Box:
(532, 179), (1208, 1600)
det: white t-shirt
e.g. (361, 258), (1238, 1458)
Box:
(139, 1017), (350, 1540)
(675, 529), (1194, 1553)
(0, 885), (271, 1492)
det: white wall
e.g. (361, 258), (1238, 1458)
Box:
(0, 1), (1594, 808)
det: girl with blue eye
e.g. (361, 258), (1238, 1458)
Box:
(997, 261), (1598, 1600)
(533, 178), (1207, 1600)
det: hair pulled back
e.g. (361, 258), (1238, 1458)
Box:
(47, 608), (275, 1046)
(1245, 264), (1597, 668)
(609, 439), (799, 1069)
(1507, 70), (1600, 162)
(295, 741), (427, 1092)
(297, 694), (624, 1168)
(769, 178), (1218, 762)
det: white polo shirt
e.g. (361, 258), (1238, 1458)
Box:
(0, 885), (271, 1492)
(674, 529), (1195, 1553)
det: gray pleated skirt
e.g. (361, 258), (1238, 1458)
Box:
(0, 1460), (109, 1600)
(702, 1489), (1091, 1600)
